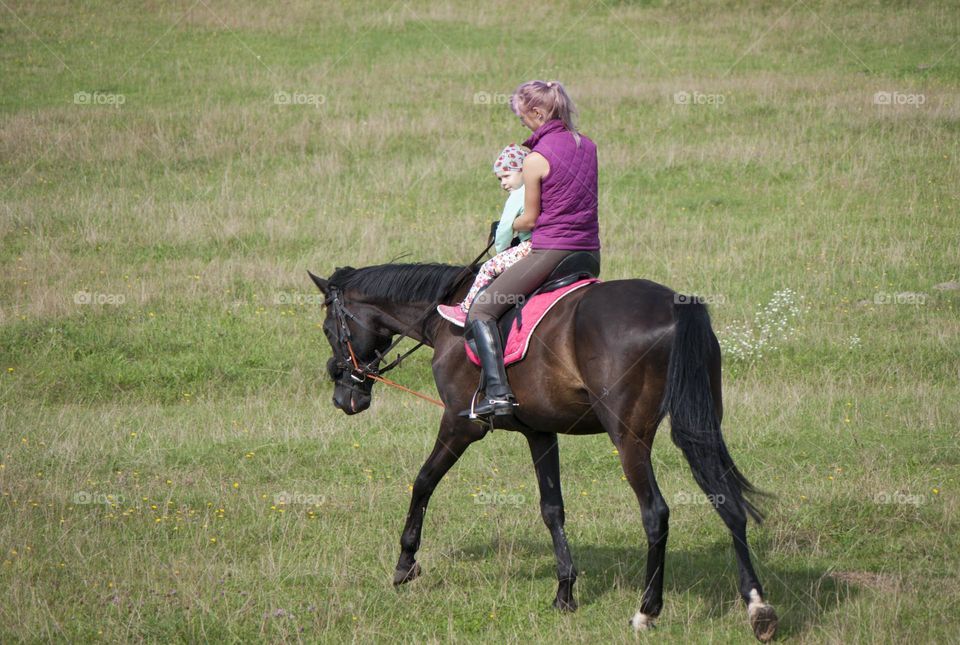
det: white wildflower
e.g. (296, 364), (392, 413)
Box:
(718, 289), (805, 363)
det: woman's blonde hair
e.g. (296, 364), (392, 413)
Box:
(510, 80), (581, 145)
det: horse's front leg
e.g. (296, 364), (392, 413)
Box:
(393, 411), (487, 585)
(525, 430), (578, 611)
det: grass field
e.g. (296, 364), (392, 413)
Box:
(2, 0), (959, 641)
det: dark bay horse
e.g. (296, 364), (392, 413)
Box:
(307, 262), (778, 642)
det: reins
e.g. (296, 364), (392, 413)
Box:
(340, 321), (446, 408)
(326, 240), (495, 409)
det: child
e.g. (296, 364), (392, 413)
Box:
(437, 143), (532, 327)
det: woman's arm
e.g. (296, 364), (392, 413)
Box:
(513, 152), (549, 232)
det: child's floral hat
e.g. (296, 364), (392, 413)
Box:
(492, 143), (527, 176)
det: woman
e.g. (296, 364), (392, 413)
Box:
(464, 79), (600, 419)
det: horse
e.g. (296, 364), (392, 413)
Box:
(307, 262), (778, 642)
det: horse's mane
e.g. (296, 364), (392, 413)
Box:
(329, 263), (477, 303)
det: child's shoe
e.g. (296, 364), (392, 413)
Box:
(436, 304), (467, 327)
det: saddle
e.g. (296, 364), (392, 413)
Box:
(466, 251), (600, 351)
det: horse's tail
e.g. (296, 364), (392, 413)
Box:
(658, 298), (765, 525)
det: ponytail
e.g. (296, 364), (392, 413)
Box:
(510, 80), (581, 146)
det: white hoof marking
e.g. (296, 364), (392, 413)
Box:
(747, 588), (768, 619)
(630, 611), (655, 631)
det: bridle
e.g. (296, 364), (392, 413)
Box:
(325, 285), (448, 408)
(323, 241), (494, 409)
(325, 287), (401, 377)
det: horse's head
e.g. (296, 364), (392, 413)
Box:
(308, 270), (393, 415)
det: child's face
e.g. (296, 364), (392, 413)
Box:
(498, 170), (523, 192)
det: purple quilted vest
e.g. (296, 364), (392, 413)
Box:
(522, 119), (600, 251)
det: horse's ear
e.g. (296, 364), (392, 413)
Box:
(307, 270), (329, 295)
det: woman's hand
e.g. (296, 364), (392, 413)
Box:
(513, 152), (549, 232)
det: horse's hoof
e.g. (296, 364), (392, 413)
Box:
(392, 561), (421, 586)
(749, 604), (778, 642)
(629, 611), (656, 631)
(553, 596), (577, 612)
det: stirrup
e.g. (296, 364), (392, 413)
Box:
(458, 381), (483, 420)
(458, 392), (517, 420)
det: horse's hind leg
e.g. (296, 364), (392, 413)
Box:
(617, 425), (669, 631)
(525, 431), (577, 611)
(723, 507), (777, 642)
(709, 361), (777, 642)
(595, 390), (669, 631)
(394, 412), (486, 585)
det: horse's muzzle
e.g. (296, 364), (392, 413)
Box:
(333, 385), (371, 415)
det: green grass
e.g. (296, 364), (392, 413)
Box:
(1, 0), (958, 641)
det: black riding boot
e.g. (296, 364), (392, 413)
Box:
(460, 319), (516, 419)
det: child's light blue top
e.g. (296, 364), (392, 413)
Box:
(494, 185), (531, 253)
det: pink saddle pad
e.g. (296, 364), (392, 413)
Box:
(464, 278), (600, 367)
